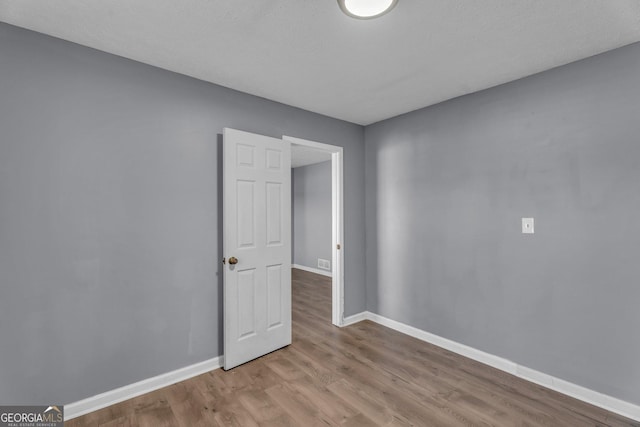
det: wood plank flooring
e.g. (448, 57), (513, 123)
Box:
(67, 269), (638, 426)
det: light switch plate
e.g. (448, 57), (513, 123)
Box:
(522, 218), (534, 234)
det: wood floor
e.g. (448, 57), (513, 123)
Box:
(67, 269), (637, 426)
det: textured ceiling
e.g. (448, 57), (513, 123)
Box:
(1, 1), (640, 125)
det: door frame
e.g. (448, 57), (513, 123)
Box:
(284, 135), (345, 327)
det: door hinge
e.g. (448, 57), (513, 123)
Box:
(336, 244), (341, 250)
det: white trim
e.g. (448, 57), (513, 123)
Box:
(366, 312), (515, 373)
(292, 264), (332, 277)
(514, 365), (640, 423)
(64, 356), (223, 421)
(331, 149), (345, 327)
(284, 136), (340, 152)
(346, 311), (640, 422)
(284, 135), (344, 327)
(342, 312), (368, 326)
(63, 314), (640, 424)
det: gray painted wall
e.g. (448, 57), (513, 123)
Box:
(292, 161), (332, 271)
(365, 42), (640, 404)
(3, 16), (639, 411)
(0, 23), (365, 405)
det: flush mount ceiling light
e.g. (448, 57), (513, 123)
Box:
(338, 0), (398, 19)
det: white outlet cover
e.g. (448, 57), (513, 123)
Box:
(318, 259), (331, 270)
(522, 218), (534, 234)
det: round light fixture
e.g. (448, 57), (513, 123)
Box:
(338, 0), (398, 19)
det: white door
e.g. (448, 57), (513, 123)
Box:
(223, 128), (292, 370)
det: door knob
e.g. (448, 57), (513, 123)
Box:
(228, 256), (239, 265)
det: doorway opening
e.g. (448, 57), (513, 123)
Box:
(285, 136), (344, 327)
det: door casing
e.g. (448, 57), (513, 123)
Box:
(284, 135), (345, 327)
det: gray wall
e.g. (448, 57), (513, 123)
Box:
(3, 17), (639, 410)
(365, 42), (640, 404)
(292, 161), (332, 271)
(0, 22), (365, 405)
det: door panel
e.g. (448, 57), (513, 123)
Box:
(266, 264), (283, 329)
(236, 180), (256, 248)
(237, 268), (257, 339)
(223, 128), (291, 370)
(266, 182), (283, 246)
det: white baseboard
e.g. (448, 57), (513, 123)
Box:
(348, 311), (640, 422)
(64, 356), (223, 421)
(342, 312), (368, 326)
(292, 264), (332, 278)
(64, 313), (640, 423)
